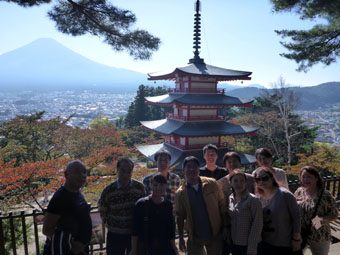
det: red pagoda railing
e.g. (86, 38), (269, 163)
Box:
(166, 113), (225, 121)
(168, 88), (225, 94)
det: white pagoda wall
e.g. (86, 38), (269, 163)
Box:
(190, 109), (216, 117)
(191, 77), (216, 82)
(191, 82), (215, 89)
(189, 136), (218, 145)
(190, 77), (216, 89)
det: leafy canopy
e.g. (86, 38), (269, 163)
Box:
(271, 0), (340, 71)
(236, 93), (317, 165)
(124, 85), (171, 128)
(2, 0), (160, 60)
(286, 143), (340, 176)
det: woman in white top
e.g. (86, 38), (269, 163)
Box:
(252, 148), (289, 190)
(228, 170), (262, 255)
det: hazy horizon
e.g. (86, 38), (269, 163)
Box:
(1, 0), (340, 88)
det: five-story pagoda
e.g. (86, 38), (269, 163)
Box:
(137, 0), (258, 168)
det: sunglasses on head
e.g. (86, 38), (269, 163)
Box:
(255, 176), (270, 183)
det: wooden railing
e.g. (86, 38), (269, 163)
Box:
(1, 175), (340, 254)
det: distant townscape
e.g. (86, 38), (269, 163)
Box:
(297, 106), (340, 145)
(0, 90), (136, 127)
(1, 88), (340, 146)
(1, 38), (339, 145)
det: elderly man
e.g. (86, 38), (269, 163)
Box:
(175, 156), (229, 255)
(143, 149), (181, 205)
(43, 160), (92, 255)
(200, 144), (227, 180)
(98, 158), (145, 255)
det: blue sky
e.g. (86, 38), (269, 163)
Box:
(0, 0), (339, 88)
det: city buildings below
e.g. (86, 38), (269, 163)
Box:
(0, 90), (135, 128)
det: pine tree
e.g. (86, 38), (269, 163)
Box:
(3, 0), (160, 60)
(271, 0), (340, 71)
(124, 85), (171, 127)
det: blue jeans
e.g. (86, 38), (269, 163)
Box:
(106, 232), (131, 255)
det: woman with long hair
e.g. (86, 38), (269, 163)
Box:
(255, 167), (301, 255)
(228, 171), (262, 255)
(294, 166), (338, 255)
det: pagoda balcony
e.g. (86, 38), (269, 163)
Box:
(167, 141), (228, 150)
(166, 113), (225, 121)
(168, 88), (225, 94)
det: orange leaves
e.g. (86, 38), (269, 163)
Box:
(0, 157), (70, 208)
(284, 143), (340, 176)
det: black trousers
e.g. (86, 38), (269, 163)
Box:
(106, 232), (131, 255)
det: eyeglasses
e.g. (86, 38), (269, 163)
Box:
(255, 176), (270, 183)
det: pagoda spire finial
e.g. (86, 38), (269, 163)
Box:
(189, 0), (204, 64)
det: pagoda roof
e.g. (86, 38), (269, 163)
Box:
(140, 119), (258, 136)
(136, 143), (256, 169)
(148, 62), (252, 81)
(145, 93), (253, 106)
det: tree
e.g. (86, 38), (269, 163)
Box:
(271, 77), (301, 165)
(53, 126), (122, 158)
(0, 145), (131, 209)
(0, 111), (123, 163)
(89, 115), (114, 130)
(0, 158), (69, 210)
(271, 0), (340, 71)
(124, 85), (171, 127)
(114, 116), (125, 129)
(2, 0), (160, 60)
(287, 143), (340, 176)
(0, 111), (68, 165)
(236, 88), (317, 165)
(119, 127), (162, 148)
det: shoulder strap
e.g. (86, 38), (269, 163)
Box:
(312, 189), (324, 218)
(304, 189), (324, 237)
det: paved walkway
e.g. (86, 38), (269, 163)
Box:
(304, 242), (340, 255)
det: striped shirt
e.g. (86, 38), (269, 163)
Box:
(98, 179), (145, 234)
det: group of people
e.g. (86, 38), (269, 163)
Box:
(42, 144), (339, 255)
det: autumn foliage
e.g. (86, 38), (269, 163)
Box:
(284, 143), (340, 176)
(0, 112), (134, 210)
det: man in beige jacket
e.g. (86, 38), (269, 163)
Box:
(175, 156), (229, 255)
